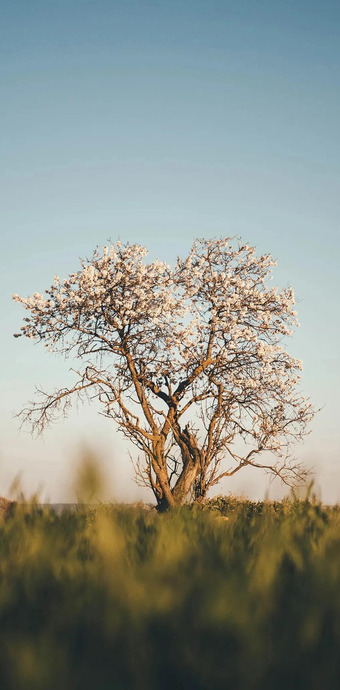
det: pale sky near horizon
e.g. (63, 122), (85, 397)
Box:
(1, 0), (339, 503)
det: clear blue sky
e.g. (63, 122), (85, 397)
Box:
(1, 0), (339, 502)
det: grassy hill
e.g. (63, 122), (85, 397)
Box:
(1, 496), (340, 689)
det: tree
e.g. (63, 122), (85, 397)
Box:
(13, 238), (314, 510)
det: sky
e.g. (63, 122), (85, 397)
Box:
(1, 0), (339, 503)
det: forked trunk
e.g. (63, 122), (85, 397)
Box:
(172, 463), (200, 505)
(152, 432), (205, 511)
(155, 462), (200, 511)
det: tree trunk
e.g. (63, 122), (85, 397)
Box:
(152, 433), (204, 510)
(172, 462), (200, 505)
(154, 463), (200, 511)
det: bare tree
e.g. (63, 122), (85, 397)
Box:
(13, 238), (314, 510)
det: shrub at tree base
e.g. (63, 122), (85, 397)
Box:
(1, 499), (340, 689)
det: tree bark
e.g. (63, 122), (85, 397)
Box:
(172, 463), (200, 505)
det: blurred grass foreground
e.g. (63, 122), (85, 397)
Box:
(1, 493), (340, 689)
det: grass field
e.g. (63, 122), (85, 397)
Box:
(1, 495), (340, 689)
